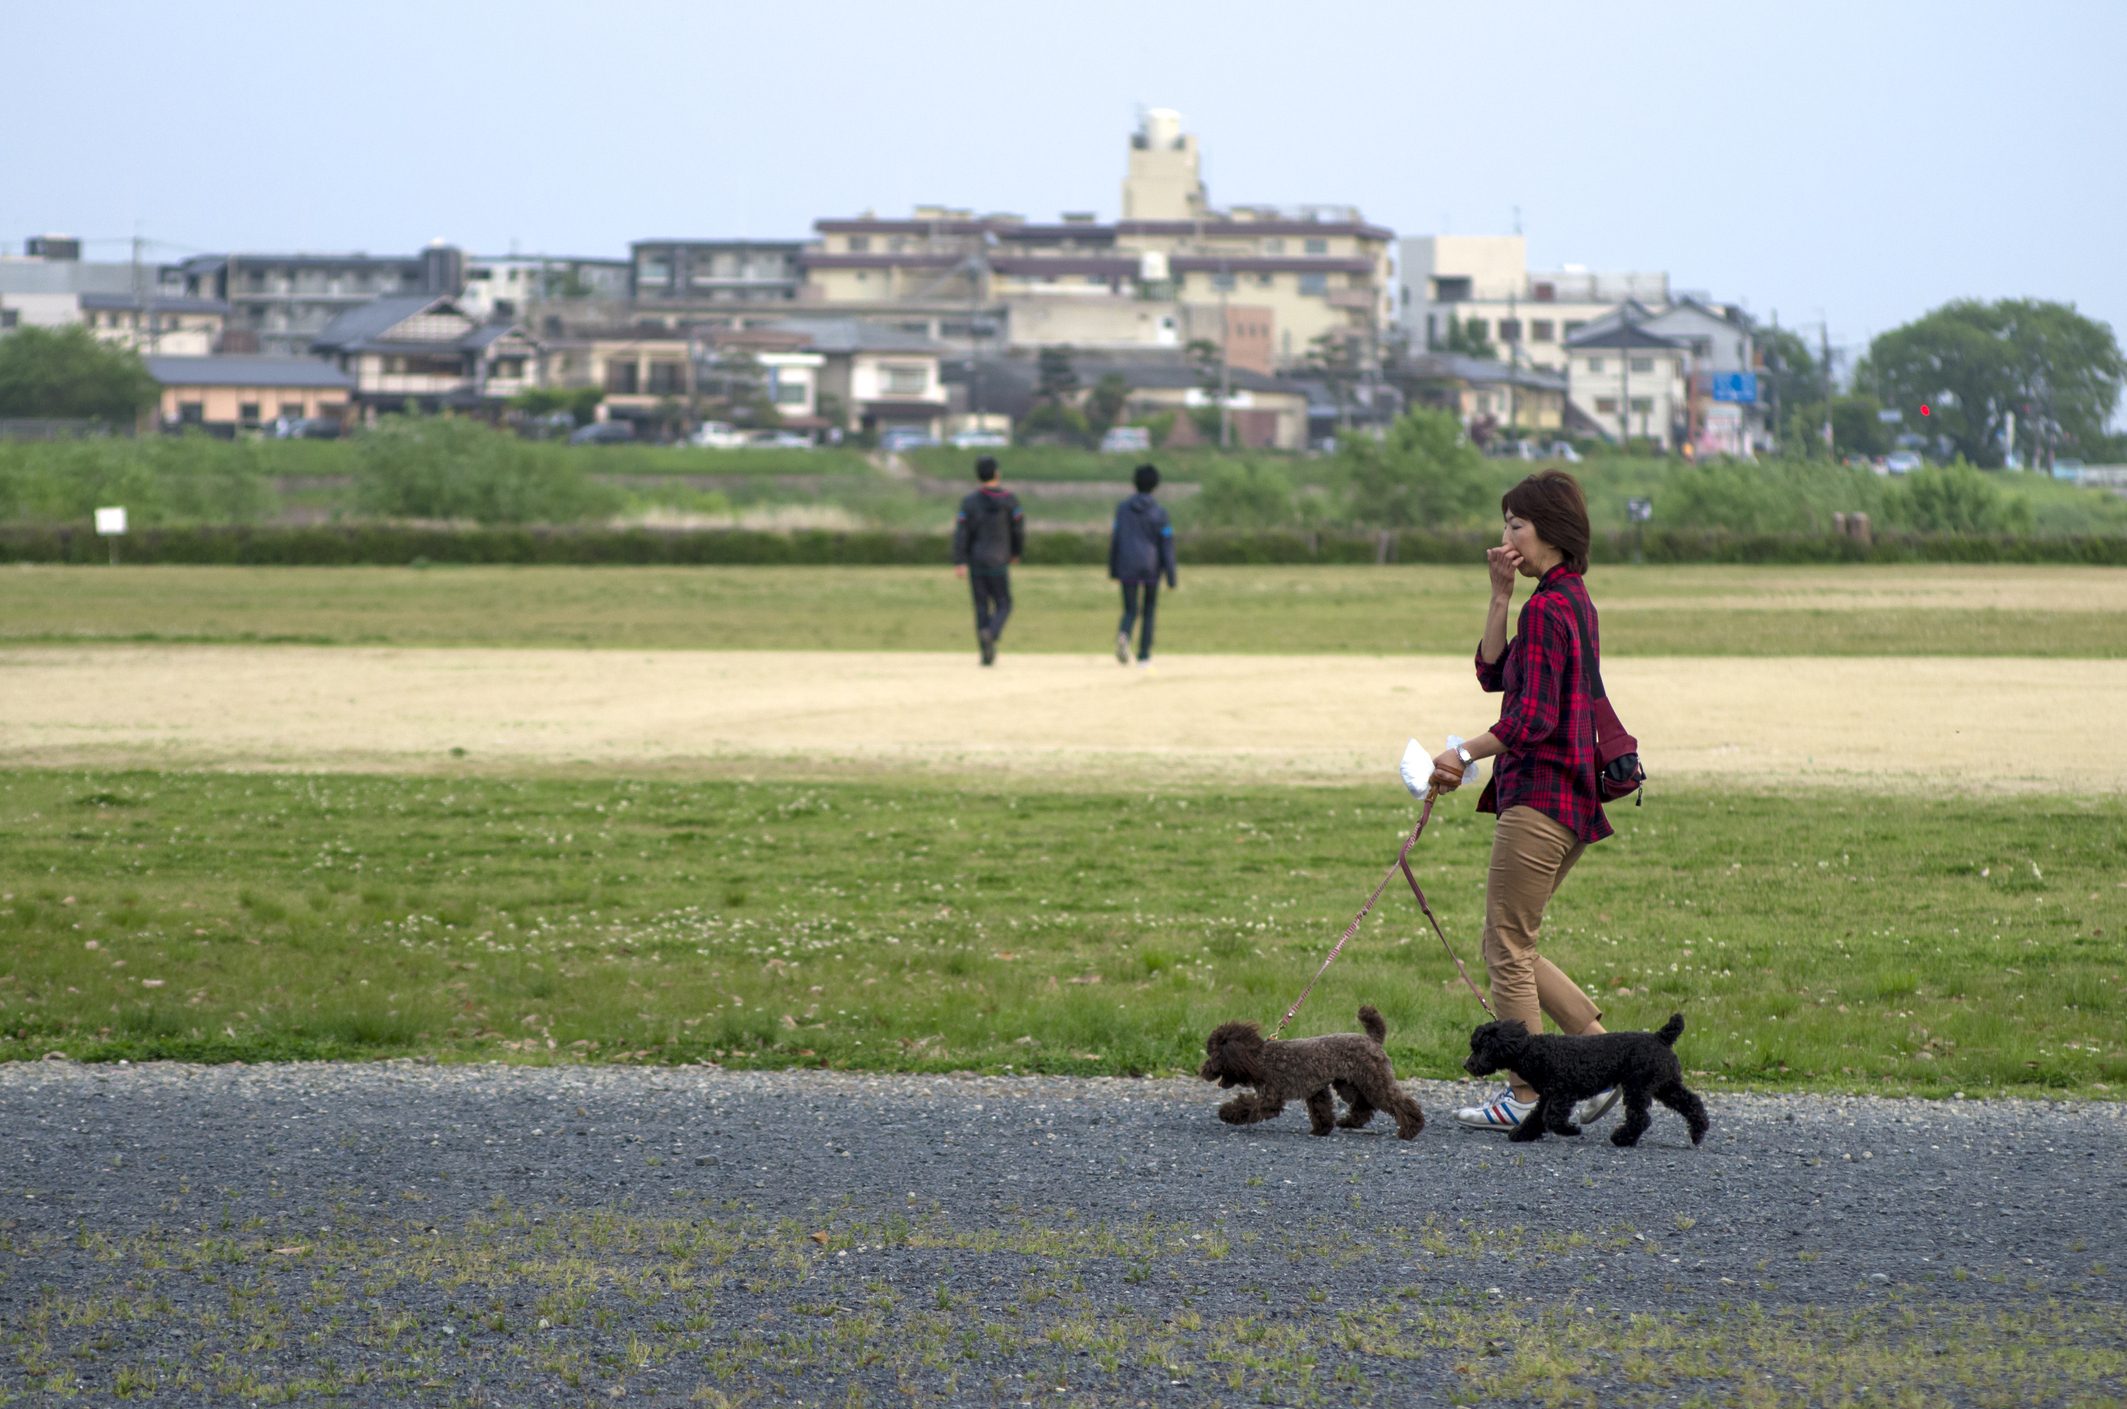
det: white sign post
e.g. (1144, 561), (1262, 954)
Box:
(94, 506), (127, 565)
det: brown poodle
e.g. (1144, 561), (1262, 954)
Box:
(1198, 1005), (1425, 1138)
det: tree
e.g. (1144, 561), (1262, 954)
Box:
(0, 324), (162, 424)
(1084, 374), (1132, 439)
(1757, 326), (1830, 456)
(508, 386), (603, 428)
(1035, 346), (1080, 404)
(1303, 332), (1364, 428)
(1439, 316), (1497, 361)
(1829, 394), (1890, 459)
(1336, 408), (1491, 530)
(1858, 299), (2125, 468)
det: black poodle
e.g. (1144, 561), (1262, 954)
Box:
(1463, 1012), (1709, 1147)
(1199, 1005), (1425, 1138)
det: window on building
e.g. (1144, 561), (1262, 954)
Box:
(773, 381), (808, 405)
(1211, 271), (1236, 291)
(1499, 319), (1521, 343)
(605, 362), (640, 395)
(1630, 397), (1652, 414)
(1257, 273), (1274, 287)
(1531, 320), (1555, 342)
(640, 257), (672, 287)
(238, 401), (261, 423)
(1584, 358), (1604, 374)
(1466, 318), (1489, 339)
(1630, 357), (1655, 374)
(1261, 238), (1284, 254)
(1563, 320), (1584, 339)
(847, 236), (870, 253)
(1595, 397), (1618, 414)
(883, 364), (927, 395)
(179, 402), (204, 425)
(647, 363), (686, 395)
(279, 402), (303, 419)
(1298, 273), (1329, 296)
(1303, 237), (1328, 254)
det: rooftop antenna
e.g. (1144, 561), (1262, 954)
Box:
(1512, 204), (1522, 236)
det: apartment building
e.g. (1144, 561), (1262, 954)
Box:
(459, 254), (630, 323)
(78, 294), (227, 356)
(0, 237), (186, 332)
(631, 240), (805, 311)
(179, 243), (464, 357)
(798, 111), (1395, 373)
(1398, 235), (1670, 375)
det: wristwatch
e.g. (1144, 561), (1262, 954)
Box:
(1455, 744), (1475, 769)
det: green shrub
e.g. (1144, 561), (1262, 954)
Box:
(0, 434), (275, 526)
(1881, 462), (2033, 535)
(351, 415), (618, 523)
(1334, 409), (1492, 530)
(1186, 459), (1302, 530)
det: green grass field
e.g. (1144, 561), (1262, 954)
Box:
(4, 770), (2120, 1093)
(8, 562), (2126, 656)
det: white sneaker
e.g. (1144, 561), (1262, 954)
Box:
(1453, 1089), (1534, 1131)
(1572, 1088), (1621, 1126)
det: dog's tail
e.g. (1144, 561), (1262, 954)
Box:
(1358, 1006), (1387, 1045)
(1656, 1013), (1685, 1046)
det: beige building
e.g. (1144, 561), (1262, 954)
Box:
(1398, 234), (1671, 375)
(80, 293), (227, 356)
(1397, 353), (1568, 436)
(1564, 323), (1692, 449)
(144, 355), (354, 435)
(798, 111), (1394, 374)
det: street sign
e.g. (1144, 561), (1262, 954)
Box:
(1626, 497), (1652, 524)
(94, 507), (127, 536)
(1710, 372), (1758, 404)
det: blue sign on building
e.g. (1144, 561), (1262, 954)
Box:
(1710, 372), (1759, 404)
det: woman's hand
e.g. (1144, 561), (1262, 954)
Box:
(1487, 545), (1522, 598)
(1429, 748), (1466, 791)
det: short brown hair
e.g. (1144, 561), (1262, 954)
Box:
(1501, 470), (1591, 573)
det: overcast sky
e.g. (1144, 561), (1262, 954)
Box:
(5, 0), (2121, 379)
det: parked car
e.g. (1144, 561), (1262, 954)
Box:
(271, 416), (342, 440)
(949, 429), (1010, 449)
(1882, 450), (1923, 475)
(745, 429), (815, 449)
(691, 421), (749, 449)
(1099, 425), (1152, 454)
(1546, 440), (1584, 464)
(568, 421), (636, 446)
(877, 427), (938, 453)
(2052, 458), (2085, 482)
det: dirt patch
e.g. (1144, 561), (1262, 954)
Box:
(2, 645), (2117, 794)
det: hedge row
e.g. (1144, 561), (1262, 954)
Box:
(4, 524), (2124, 567)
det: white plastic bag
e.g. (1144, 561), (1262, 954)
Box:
(1399, 736), (1480, 799)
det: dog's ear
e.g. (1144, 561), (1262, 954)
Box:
(1219, 1028), (1267, 1085)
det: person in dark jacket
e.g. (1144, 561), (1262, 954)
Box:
(951, 456), (1025, 666)
(1108, 462), (1178, 667)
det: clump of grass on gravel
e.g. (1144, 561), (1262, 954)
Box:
(2, 769), (2119, 1094)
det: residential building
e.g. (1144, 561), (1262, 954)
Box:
(459, 254), (630, 323)
(143, 355), (354, 436)
(764, 318), (947, 437)
(311, 294), (536, 420)
(1564, 321), (1692, 449)
(1394, 352), (1568, 437)
(940, 348), (1310, 452)
(631, 240), (805, 311)
(0, 237), (182, 332)
(799, 111), (1395, 373)
(538, 323), (829, 434)
(78, 293), (227, 355)
(179, 243), (464, 357)
(1398, 235), (1670, 375)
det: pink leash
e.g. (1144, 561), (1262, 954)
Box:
(1270, 788), (1495, 1038)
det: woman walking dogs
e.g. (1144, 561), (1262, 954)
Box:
(1429, 470), (1620, 1133)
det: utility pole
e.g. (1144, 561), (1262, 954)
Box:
(1506, 282), (1519, 440)
(1619, 305), (1631, 451)
(968, 254), (982, 429)
(1820, 321), (1833, 455)
(1217, 256), (1231, 449)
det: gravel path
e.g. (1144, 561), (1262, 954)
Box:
(2, 1062), (2121, 1407)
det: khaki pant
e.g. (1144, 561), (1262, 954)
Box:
(1483, 807), (1603, 1093)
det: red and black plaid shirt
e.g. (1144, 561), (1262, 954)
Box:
(1474, 565), (1612, 845)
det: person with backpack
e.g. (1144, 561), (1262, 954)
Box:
(1107, 462), (1178, 668)
(1426, 469), (1629, 1134)
(951, 456), (1025, 667)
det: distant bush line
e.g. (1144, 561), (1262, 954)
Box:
(6, 523), (2125, 567)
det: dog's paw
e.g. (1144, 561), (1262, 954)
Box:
(1610, 1128), (1642, 1148)
(1507, 1124), (1543, 1143)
